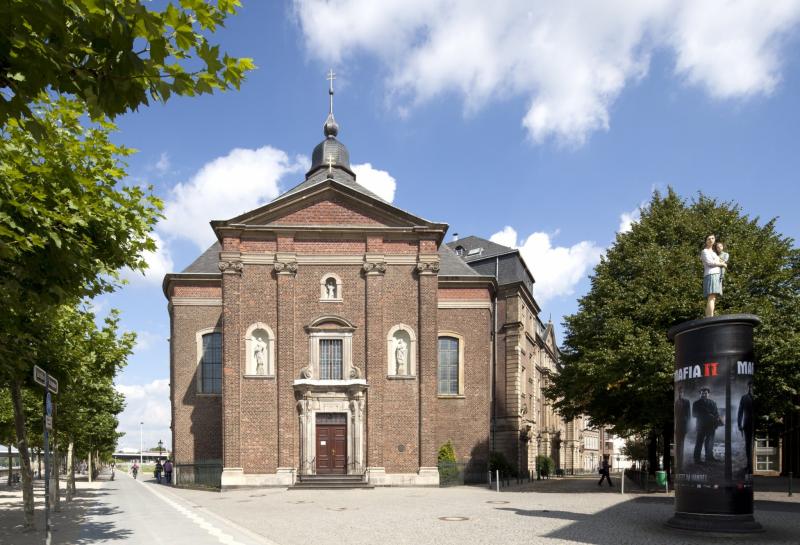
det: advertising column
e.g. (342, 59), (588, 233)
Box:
(666, 314), (762, 533)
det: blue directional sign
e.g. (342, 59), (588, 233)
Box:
(46, 392), (52, 416)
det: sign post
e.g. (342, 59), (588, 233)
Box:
(33, 365), (58, 545)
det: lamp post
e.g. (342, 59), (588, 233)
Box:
(616, 453), (620, 474)
(139, 421), (143, 471)
(536, 433), (542, 480)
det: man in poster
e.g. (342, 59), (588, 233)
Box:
(738, 381), (754, 474)
(693, 387), (722, 464)
(675, 384), (691, 470)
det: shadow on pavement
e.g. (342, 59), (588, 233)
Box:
(499, 496), (798, 545)
(0, 484), (132, 544)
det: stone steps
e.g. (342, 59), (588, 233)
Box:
(290, 474), (374, 490)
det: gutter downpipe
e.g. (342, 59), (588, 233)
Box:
(491, 257), (499, 454)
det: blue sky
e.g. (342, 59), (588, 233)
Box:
(107, 1), (800, 450)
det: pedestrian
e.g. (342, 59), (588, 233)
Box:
(132, 461), (139, 479)
(155, 459), (163, 484)
(598, 455), (613, 487)
(163, 459), (173, 485)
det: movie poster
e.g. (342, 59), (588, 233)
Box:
(673, 356), (754, 513)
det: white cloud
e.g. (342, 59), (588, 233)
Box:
(120, 231), (174, 285)
(490, 226), (603, 303)
(115, 379), (171, 451)
(133, 330), (163, 352)
(159, 146), (306, 249)
(618, 207), (642, 234)
(352, 162), (396, 202)
(154, 152), (171, 175)
(294, 0), (800, 145)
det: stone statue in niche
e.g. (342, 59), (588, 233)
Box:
(395, 337), (408, 375)
(325, 277), (338, 299)
(252, 334), (268, 375)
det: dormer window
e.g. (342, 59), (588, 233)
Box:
(455, 245), (465, 256)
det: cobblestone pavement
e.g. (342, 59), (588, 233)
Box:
(158, 475), (800, 545)
(1, 474), (797, 544)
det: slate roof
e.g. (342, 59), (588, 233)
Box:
(275, 166), (387, 204)
(181, 242), (221, 274)
(446, 235), (516, 261)
(438, 243), (479, 276)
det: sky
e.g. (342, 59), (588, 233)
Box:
(105, 1), (800, 451)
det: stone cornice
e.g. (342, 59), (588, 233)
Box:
(437, 300), (492, 310)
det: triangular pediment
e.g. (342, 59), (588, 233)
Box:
(216, 179), (442, 230)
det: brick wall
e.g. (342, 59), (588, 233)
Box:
(170, 303), (223, 465)
(435, 307), (492, 474)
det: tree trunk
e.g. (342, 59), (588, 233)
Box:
(6, 443), (10, 486)
(647, 430), (658, 475)
(662, 423), (673, 481)
(10, 380), (35, 529)
(66, 440), (75, 502)
(87, 450), (92, 483)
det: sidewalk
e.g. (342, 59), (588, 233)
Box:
(0, 474), (108, 545)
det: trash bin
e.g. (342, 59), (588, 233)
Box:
(656, 470), (667, 487)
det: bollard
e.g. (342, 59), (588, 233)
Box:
(488, 470), (492, 490)
(496, 470), (500, 492)
(621, 470), (625, 494)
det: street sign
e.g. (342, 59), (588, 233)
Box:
(45, 415), (53, 430)
(33, 365), (58, 394)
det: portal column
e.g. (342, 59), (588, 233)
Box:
(364, 254), (386, 478)
(417, 257), (440, 481)
(275, 249), (298, 485)
(219, 245), (243, 488)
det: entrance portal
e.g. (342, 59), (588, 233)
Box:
(316, 413), (347, 474)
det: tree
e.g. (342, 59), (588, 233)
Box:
(0, 97), (160, 527)
(548, 189), (800, 459)
(0, 0), (254, 125)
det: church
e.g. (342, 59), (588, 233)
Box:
(164, 79), (571, 488)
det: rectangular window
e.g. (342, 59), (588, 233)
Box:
(438, 337), (459, 395)
(201, 332), (222, 394)
(756, 454), (773, 472)
(319, 339), (343, 380)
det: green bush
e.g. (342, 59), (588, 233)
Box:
(535, 455), (555, 476)
(489, 451), (517, 477)
(437, 441), (459, 483)
(438, 441), (457, 464)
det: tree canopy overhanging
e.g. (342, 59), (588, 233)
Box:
(0, 0), (255, 124)
(547, 189), (800, 438)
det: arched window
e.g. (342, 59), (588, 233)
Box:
(197, 330), (222, 394)
(320, 273), (343, 302)
(438, 333), (464, 396)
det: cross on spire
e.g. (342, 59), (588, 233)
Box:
(326, 69), (336, 114)
(327, 153), (335, 176)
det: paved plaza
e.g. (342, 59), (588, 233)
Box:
(1, 473), (798, 544)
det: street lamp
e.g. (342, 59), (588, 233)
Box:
(536, 433), (542, 480)
(139, 421), (143, 471)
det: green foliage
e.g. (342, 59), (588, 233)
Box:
(489, 451), (517, 477)
(548, 189), (800, 436)
(437, 441), (458, 483)
(621, 437), (649, 463)
(437, 440), (457, 464)
(0, 0), (255, 125)
(0, 96), (161, 379)
(535, 455), (554, 476)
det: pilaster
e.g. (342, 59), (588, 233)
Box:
(275, 252), (297, 468)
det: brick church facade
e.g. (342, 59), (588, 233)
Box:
(164, 88), (574, 487)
